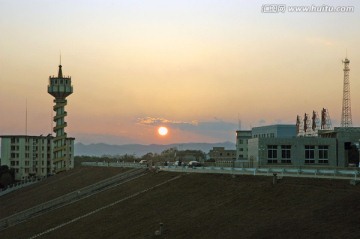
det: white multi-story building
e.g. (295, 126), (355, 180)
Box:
(1, 135), (74, 180)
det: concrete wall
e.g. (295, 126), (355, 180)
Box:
(1, 138), (11, 166)
(236, 130), (252, 160)
(252, 125), (297, 139)
(248, 137), (337, 167)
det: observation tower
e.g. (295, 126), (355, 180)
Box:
(48, 62), (73, 172)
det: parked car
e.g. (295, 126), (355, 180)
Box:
(188, 161), (201, 167)
(139, 160), (147, 164)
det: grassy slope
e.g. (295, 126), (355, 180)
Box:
(1, 168), (360, 239)
(0, 166), (127, 218)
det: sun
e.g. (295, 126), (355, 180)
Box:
(158, 126), (168, 136)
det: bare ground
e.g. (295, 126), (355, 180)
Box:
(0, 166), (127, 218)
(1, 167), (360, 239)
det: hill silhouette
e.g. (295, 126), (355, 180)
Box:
(74, 141), (236, 157)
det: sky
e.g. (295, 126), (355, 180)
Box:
(1, 0), (360, 145)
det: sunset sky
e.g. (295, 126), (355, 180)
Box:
(1, 0), (360, 145)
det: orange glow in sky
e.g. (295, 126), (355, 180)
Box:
(0, 1), (360, 145)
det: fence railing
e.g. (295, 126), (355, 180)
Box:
(0, 177), (46, 196)
(81, 161), (147, 168)
(81, 161), (360, 180)
(0, 168), (147, 231)
(159, 165), (360, 180)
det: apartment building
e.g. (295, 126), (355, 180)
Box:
(1, 135), (74, 180)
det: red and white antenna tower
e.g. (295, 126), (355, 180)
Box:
(341, 57), (352, 127)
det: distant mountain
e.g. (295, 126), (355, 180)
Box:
(74, 142), (236, 157)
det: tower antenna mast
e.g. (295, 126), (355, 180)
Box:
(25, 98), (28, 135)
(341, 56), (352, 127)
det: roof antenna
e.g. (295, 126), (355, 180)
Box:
(237, 113), (241, 130)
(58, 52), (63, 78)
(25, 98), (28, 135)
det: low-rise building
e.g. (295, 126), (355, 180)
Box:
(248, 136), (337, 167)
(208, 147), (236, 162)
(242, 126), (360, 168)
(1, 135), (75, 180)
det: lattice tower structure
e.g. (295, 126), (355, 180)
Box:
(341, 58), (352, 127)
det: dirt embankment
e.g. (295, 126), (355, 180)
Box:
(1, 168), (360, 239)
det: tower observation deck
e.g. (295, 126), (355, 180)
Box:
(48, 64), (73, 172)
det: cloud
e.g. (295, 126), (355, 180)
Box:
(137, 117), (198, 126)
(137, 116), (238, 140)
(182, 120), (238, 140)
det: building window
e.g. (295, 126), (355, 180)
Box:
(239, 139), (243, 144)
(267, 159), (278, 164)
(305, 145), (315, 159)
(239, 148), (244, 152)
(281, 159), (291, 164)
(319, 145), (329, 159)
(267, 145), (277, 158)
(11, 153), (19, 158)
(281, 145), (291, 159)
